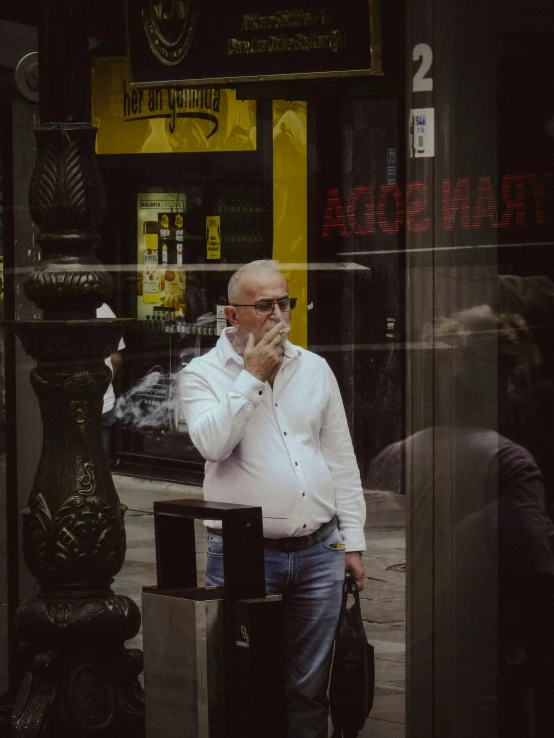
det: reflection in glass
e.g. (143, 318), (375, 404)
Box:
(368, 305), (554, 736)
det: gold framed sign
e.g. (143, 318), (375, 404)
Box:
(127, 1), (382, 88)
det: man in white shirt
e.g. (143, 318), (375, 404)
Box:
(180, 260), (365, 738)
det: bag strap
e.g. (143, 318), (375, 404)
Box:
(336, 575), (363, 641)
(343, 575), (362, 615)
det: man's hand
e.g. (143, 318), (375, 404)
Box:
(244, 321), (288, 383)
(345, 552), (364, 591)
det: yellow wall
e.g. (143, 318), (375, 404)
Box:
(92, 60), (310, 346)
(91, 57), (257, 154)
(272, 101), (308, 349)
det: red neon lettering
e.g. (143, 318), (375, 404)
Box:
(323, 172), (549, 238)
(322, 188), (347, 237)
(377, 185), (404, 235)
(498, 174), (526, 228)
(346, 186), (375, 235)
(527, 173), (553, 226)
(472, 176), (499, 229)
(406, 182), (429, 232)
(442, 178), (471, 230)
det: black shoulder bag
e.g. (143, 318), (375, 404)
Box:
(329, 576), (375, 738)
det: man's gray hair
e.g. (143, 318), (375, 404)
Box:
(227, 259), (282, 303)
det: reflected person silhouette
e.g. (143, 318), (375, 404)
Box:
(367, 306), (554, 738)
(494, 276), (554, 526)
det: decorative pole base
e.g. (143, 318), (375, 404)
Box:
(7, 320), (145, 737)
(11, 595), (143, 737)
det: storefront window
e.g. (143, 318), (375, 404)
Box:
(4, 2), (550, 732)
(0, 9), (546, 738)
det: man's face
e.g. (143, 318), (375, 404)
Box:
(225, 269), (290, 344)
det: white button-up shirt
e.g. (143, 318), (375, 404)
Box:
(180, 328), (366, 551)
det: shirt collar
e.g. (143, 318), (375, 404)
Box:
(217, 327), (243, 367)
(217, 327), (301, 368)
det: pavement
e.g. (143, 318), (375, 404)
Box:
(114, 474), (406, 737)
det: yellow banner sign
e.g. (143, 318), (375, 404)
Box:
(91, 57), (257, 154)
(206, 216), (221, 260)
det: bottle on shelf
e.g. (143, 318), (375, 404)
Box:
(142, 220), (161, 305)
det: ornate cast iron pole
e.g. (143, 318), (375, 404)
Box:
(4, 1), (145, 735)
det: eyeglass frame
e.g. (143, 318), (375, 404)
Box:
(230, 297), (297, 316)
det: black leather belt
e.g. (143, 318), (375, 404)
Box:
(208, 516), (338, 553)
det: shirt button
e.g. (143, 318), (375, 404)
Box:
(258, 390), (262, 395)
(284, 432), (287, 436)
(275, 403), (278, 407)
(302, 493), (305, 497)
(303, 524), (307, 529)
(295, 462), (298, 466)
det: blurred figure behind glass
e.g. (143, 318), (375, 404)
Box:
(494, 276), (554, 525)
(367, 307), (554, 738)
(97, 303), (125, 455)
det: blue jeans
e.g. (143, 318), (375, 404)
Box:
(206, 527), (346, 738)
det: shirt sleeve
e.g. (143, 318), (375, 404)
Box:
(180, 367), (266, 462)
(496, 442), (554, 579)
(97, 303), (126, 351)
(320, 366), (366, 552)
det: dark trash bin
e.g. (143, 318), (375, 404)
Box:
(142, 499), (286, 738)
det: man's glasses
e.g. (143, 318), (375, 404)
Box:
(232, 297), (297, 316)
